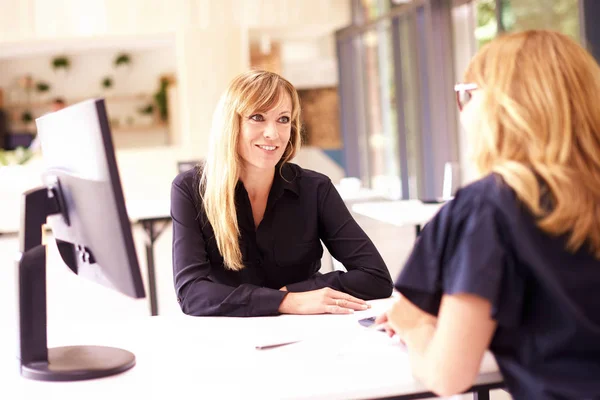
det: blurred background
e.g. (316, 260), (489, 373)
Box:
(0, 1), (597, 397)
(0, 0), (592, 198)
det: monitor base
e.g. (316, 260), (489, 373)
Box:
(21, 345), (135, 381)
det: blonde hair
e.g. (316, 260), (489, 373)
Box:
(464, 30), (600, 258)
(200, 70), (302, 271)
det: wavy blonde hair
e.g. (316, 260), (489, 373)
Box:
(200, 70), (302, 271)
(464, 30), (600, 258)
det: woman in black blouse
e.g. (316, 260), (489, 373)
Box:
(171, 70), (392, 317)
(377, 30), (600, 399)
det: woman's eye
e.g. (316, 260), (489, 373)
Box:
(250, 114), (264, 122)
(278, 116), (290, 123)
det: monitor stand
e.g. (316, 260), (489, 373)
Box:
(17, 181), (136, 381)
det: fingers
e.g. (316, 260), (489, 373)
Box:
(330, 289), (368, 305)
(324, 305), (355, 314)
(375, 313), (388, 325)
(331, 298), (369, 311)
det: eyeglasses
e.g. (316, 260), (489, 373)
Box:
(454, 83), (478, 111)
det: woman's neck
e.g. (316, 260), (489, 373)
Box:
(239, 166), (275, 200)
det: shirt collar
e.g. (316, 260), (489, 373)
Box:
(235, 163), (300, 199)
(272, 163), (300, 197)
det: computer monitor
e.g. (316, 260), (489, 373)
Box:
(16, 99), (145, 381)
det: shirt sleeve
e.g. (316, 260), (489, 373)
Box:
(395, 196), (525, 328)
(286, 180), (393, 299)
(171, 177), (288, 317)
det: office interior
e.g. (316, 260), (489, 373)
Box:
(0, 1), (596, 399)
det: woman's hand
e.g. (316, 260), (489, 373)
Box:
(374, 313), (397, 338)
(278, 287), (371, 314)
(385, 294), (437, 339)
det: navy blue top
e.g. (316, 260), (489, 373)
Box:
(171, 162), (393, 317)
(395, 173), (600, 399)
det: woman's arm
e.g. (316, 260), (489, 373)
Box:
(285, 180), (393, 299)
(171, 175), (287, 317)
(387, 293), (497, 397)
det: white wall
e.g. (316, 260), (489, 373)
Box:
(0, 0), (352, 44)
(280, 35), (339, 89)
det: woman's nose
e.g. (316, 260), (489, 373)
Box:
(263, 121), (279, 140)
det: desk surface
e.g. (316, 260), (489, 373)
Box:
(351, 200), (445, 227)
(2, 296), (502, 400)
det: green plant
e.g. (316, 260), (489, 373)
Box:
(36, 81), (51, 93)
(101, 76), (113, 89)
(52, 56), (70, 71)
(21, 110), (33, 124)
(154, 78), (169, 122)
(114, 53), (131, 67)
(138, 104), (154, 115)
(0, 147), (34, 166)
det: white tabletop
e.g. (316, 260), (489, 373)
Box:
(2, 295), (502, 400)
(351, 200), (446, 228)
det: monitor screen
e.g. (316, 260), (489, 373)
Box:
(36, 99), (145, 298)
(16, 99), (145, 382)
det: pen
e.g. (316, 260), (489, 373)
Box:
(255, 340), (302, 350)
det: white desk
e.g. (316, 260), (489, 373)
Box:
(2, 297), (503, 400)
(351, 200), (445, 236)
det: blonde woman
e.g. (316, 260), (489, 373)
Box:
(376, 30), (600, 399)
(171, 70), (393, 317)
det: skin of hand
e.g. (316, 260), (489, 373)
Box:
(278, 287), (371, 314)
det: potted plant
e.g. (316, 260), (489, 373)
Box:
(154, 78), (169, 122)
(52, 56), (71, 73)
(137, 104), (155, 126)
(35, 81), (51, 102)
(101, 76), (114, 92)
(114, 53), (132, 73)
(21, 110), (34, 132)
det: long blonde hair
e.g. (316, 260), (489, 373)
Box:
(464, 30), (600, 258)
(200, 70), (302, 271)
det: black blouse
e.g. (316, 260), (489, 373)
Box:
(395, 173), (600, 399)
(171, 162), (393, 317)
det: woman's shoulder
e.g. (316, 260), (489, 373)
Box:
(451, 173), (517, 215)
(173, 166), (200, 187)
(172, 165), (202, 203)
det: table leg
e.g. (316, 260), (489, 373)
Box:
(474, 389), (490, 400)
(142, 221), (159, 316)
(140, 218), (171, 316)
(415, 224), (421, 237)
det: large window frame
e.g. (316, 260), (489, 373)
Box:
(337, 0), (459, 200)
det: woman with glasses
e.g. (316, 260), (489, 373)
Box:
(171, 70), (393, 317)
(377, 30), (600, 399)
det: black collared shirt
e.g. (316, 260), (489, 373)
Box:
(395, 173), (600, 399)
(171, 162), (393, 317)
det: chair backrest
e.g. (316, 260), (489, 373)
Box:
(177, 160), (202, 174)
(5, 132), (35, 150)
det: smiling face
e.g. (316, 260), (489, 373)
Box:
(238, 91), (292, 173)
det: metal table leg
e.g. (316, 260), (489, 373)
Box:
(140, 218), (171, 316)
(415, 224), (421, 237)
